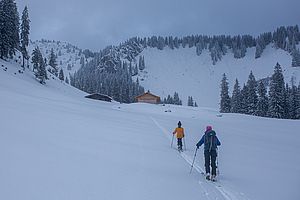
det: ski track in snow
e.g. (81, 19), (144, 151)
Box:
(150, 116), (250, 200)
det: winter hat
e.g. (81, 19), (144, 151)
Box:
(206, 125), (212, 131)
(178, 121), (182, 127)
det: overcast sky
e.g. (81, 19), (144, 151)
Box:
(16, 0), (300, 51)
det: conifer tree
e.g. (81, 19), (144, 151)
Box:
(240, 84), (248, 114)
(188, 96), (194, 106)
(65, 76), (69, 84)
(220, 73), (231, 113)
(138, 56), (145, 70)
(286, 79), (300, 119)
(132, 64), (138, 76)
(59, 68), (64, 81)
(256, 81), (268, 117)
(32, 47), (47, 84)
(291, 48), (300, 67)
(142, 56), (145, 69)
(246, 71), (258, 115)
(196, 42), (203, 56)
(283, 83), (290, 119)
(49, 48), (58, 76)
(38, 58), (47, 84)
(173, 92), (181, 105)
(20, 6), (30, 68)
(0, 0), (20, 59)
(166, 95), (173, 104)
(231, 79), (241, 113)
(255, 36), (264, 59)
(31, 48), (39, 71)
(268, 63), (285, 118)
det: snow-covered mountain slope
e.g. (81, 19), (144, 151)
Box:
(1, 59), (300, 200)
(137, 45), (300, 108)
(29, 40), (93, 80)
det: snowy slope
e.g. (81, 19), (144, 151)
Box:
(137, 45), (300, 108)
(29, 40), (92, 81)
(1, 59), (300, 200)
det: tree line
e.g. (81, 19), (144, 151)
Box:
(117, 25), (300, 66)
(71, 51), (145, 103)
(220, 63), (300, 119)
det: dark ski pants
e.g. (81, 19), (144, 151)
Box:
(177, 138), (182, 148)
(204, 150), (217, 175)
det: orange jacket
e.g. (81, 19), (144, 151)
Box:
(173, 127), (184, 138)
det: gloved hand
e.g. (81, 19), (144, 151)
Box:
(196, 144), (200, 149)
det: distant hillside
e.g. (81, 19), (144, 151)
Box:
(138, 44), (299, 108)
(72, 25), (300, 108)
(29, 39), (95, 81)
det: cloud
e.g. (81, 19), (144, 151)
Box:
(16, 0), (300, 51)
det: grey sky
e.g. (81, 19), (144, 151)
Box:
(16, 0), (300, 51)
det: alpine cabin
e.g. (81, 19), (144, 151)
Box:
(135, 91), (160, 104)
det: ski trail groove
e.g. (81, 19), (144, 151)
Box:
(150, 116), (249, 200)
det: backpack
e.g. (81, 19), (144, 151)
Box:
(204, 130), (217, 151)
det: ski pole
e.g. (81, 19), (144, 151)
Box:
(183, 137), (187, 151)
(189, 147), (198, 174)
(171, 133), (174, 148)
(216, 148), (220, 176)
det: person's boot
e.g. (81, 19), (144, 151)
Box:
(177, 145), (182, 151)
(211, 175), (216, 182)
(205, 173), (210, 180)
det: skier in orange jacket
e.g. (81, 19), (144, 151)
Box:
(173, 121), (185, 151)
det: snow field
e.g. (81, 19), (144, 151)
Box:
(1, 59), (300, 200)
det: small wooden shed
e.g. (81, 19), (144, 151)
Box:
(85, 93), (113, 102)
(135, 91), (160, 104)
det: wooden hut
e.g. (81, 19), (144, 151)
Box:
(85, 93), (113, 102)
(135, 91), (160, 104)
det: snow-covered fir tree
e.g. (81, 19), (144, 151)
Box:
(49, 48), (58, 76)
(286, 79), (300, 119)
(239, 84), (249, 114)
(220, 73), (231, 113)
(0, 0), (20, 59)
(59, 68), (64, 81)
(256, 81), (269, 117)
(32, 47), (47, 84)
(138, 55), (145, 70)
(132, 64), (138, 76)
(283, 84), (290, 119)
(80, 56), (85, 66)
(65, 76), (69, 84)
(163, 95), (173, 104)
(187, 96), (194, 106)
(255, 36), (264, 59)
(268, 63), (285, 118)
(173, 92), (182, 105)
(31, 47), (39, 72)
(162, 92), (182, 105)
(20, 6), (30, 68)
(245, 71), (258, 115)
(231, 79), (241, 113)
(291, 48), (300, 67)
